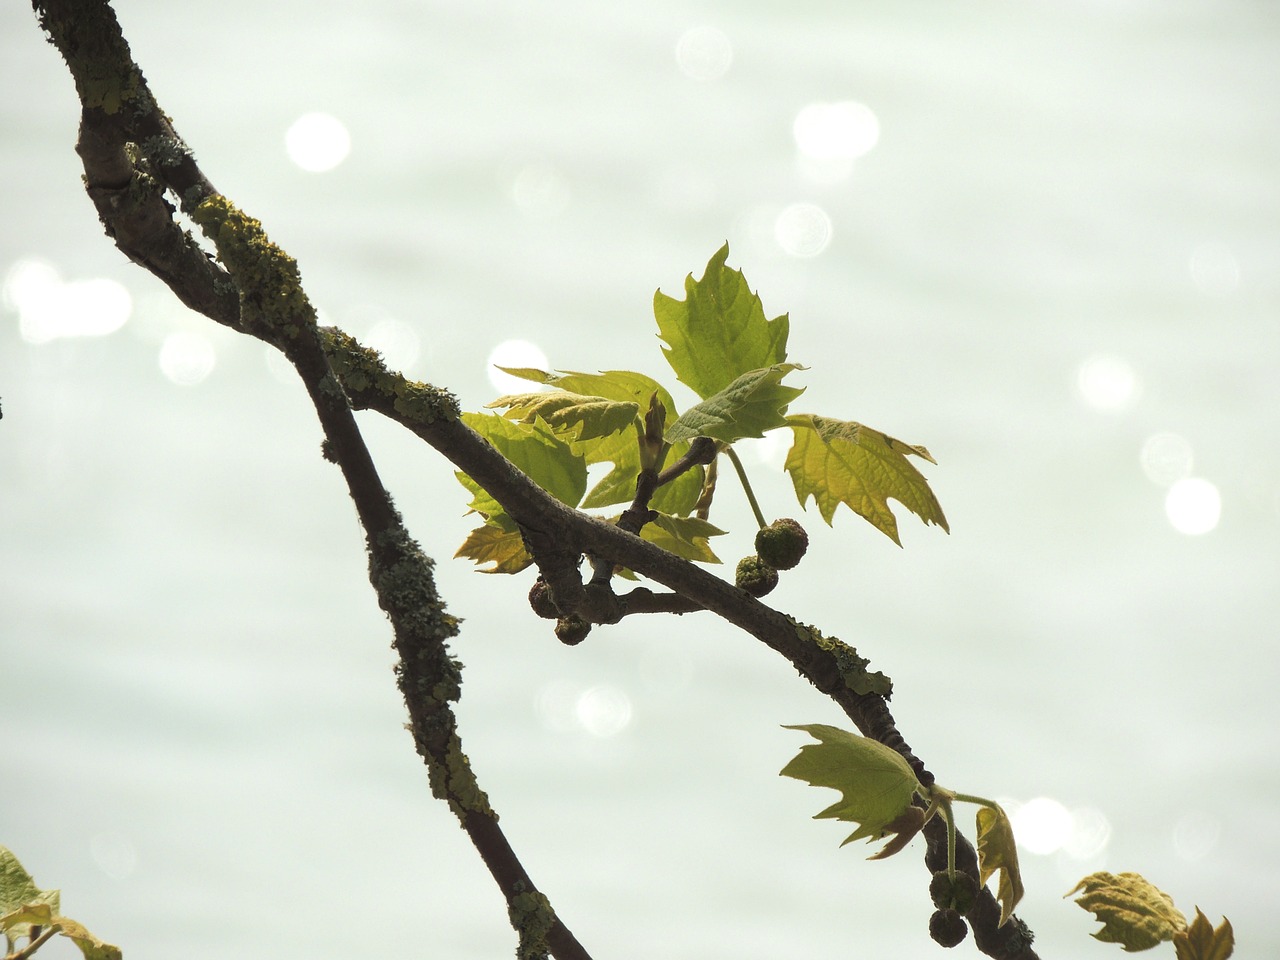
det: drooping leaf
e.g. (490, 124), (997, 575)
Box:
(784, 413), (948, 545)
(1067, 871), (1187, 952)
(1174, 908), (1233, 960)
(0, 844), (60, 940)
(0, 847), (119, 960)
(666, 363), (806, 444)
(976, 803), (1024, 927)
(488, 390), (640, 443)
(457, 412), (587, 531)
(640, 513), (726, 564)
(780, 724), (924, 856)
(454, 524), (533, 574)
(654, 243), (790, 399)
(497, 368), (703, 515)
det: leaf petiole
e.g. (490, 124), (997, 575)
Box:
(724, 445), (767, 529)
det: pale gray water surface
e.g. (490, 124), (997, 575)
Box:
(2, 1), (1278, 957)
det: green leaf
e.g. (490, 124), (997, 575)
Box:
(454, 524), (534, 574)
(780, 724), (923, 855)
(496, 368), (704, 516)
(457, 412), (587, 530)
(976, 803), (1025, 927)
(666, 363), (806, 444)
(0, 844), (60, 940)
(1174, 908), (1233, 960)
(1067, 871), (1187, 952)
(784, 413), (948, 545)
(640, 513), (725, 564)
(488, 390), (640, 443)
(654, 243), (790, 399)
(0, 847), (120, 960)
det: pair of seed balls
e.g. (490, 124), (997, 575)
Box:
(735, 518), (808, 597)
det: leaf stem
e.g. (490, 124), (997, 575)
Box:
(949, 791), (1001, 810)
(724, 446), (767, 529)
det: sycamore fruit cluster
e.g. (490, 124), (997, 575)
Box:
(734, 518), (809, 597)
(928, 870), (979, 947)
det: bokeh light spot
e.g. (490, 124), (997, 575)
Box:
(159, 331), (216, 385)
(6, 258), (131, 344)
(1165, 477), (1220, 535)
(366, 316), (421, 372)
(1172, 811), (1221, 861)
(487, 339), (549, 394)
(1076, 355), (1139, 411)
(1011, 796), (1074, 855)
(775, 203), (832, 258)
(1140, 432), (1194, 486)
(90, 831), (138, 881)
(793, 101), (880, 161)
(576, 685), (633, 738)
(285, 112), (351, 173)
(675, 26), (733, 82)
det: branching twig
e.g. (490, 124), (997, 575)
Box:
(30, 3), (1038, 957)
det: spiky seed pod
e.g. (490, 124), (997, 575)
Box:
(951, 872), (979, 915)
(928, 908), (968, 948)
(527, 579), (560, 619)
(735, 555), (779, 598)
(554, 615), (591, 646)
(754, 518), (809, 571)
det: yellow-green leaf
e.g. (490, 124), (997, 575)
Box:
(496, 368), (703, 516)
(454, 525), (533, 574)
(780, 724), (923, 856)
(0, 844), (59, 940)
(1067, 871), (1187, 952)
(640, 513), (725, 564)
(976, 803), (1024, 927)
(665, 363), (805, 444)
(488, 390), (640, 442)
(654, 243), (790, 399)
(457, 412), (587, 531)
(1174, 908), (1233, 960)
(785, 413), (948, 545)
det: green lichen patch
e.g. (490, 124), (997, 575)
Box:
(189, 194), (316, 333)
(320, 327), (460, 424)
(508, 887), (557, 960)
(792, 619), (892, 697)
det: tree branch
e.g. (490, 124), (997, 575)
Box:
(30, 2), (1038, 956)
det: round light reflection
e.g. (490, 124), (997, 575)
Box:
(1140, 433), (1194, 487)
(576, 685), (633, 738)
(793, 101), (880, 161)
(5, 258), (131, 344)
(1165, 477), (1220, 535)
(675, 26), (733, 82)
(159, 331), (216, 385)
(285, 112), (351, 173)
(775, 203), (833, 258)
(1011, 796), (1075, 855)
(90, 831), (138, 881)
(1076, 355), (1139, 411)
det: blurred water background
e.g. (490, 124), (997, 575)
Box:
(3, 1), (1278, 957)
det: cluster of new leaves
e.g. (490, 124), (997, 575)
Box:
(780, 725), (1024, 927)
(1, 845), (120, 960)
(455, 244), (948, 572)
(1068, 872), (1234, 959)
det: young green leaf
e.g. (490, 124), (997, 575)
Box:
(496, 368), (703, 515)
(780, 724), (924, 856)
(1174, 908), (1233, 960)
(487, 390), (640, 443)
(976, 803), (1025, 927)
(0, 844), (59, 941)
(458, 412), (587, 529)
(454, 524), (533, 574)
(654, 243), (790, 399)
(640, 513), (726, 564)
(785, 413), (948, 545)
(665, 363), (806, 444)
(1067, 871), (1187, 952)
(0, 847), (120, 960)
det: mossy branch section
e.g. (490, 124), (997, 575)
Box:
(189, 194), (316, 339)
(322, 327), (461, 425)
(34, 0), (150, 118)
(791, 620), (892, 698)
(510, 888), (559, 960)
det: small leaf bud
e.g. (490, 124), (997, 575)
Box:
(754, 518), (809, 571)
(735, 555), (779, 597)
(929, 908), (968, 948)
